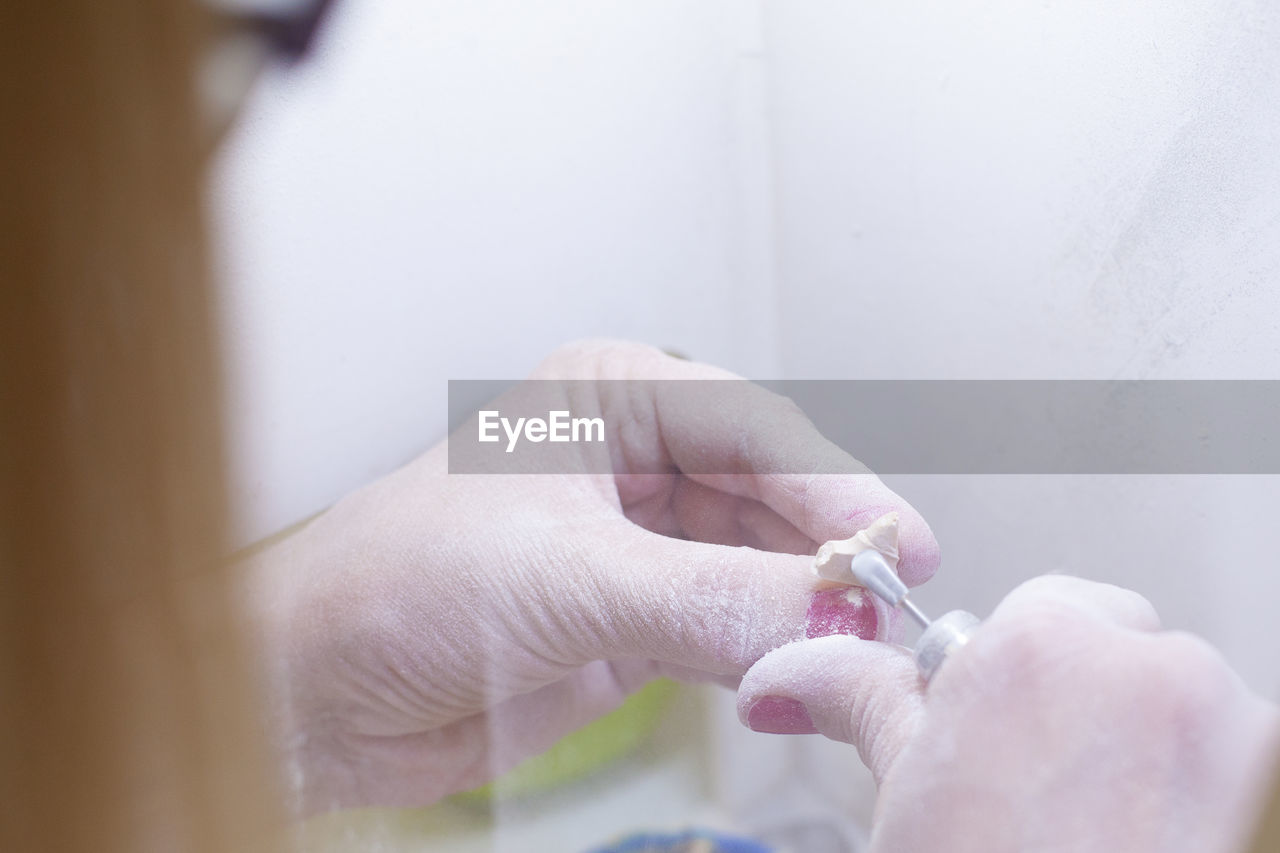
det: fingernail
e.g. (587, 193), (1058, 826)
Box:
(745, 696), (818, 735)
(807, 587), (881, 640)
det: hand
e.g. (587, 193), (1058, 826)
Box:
(737, 575), (1280, 853)
(247, 340), (939, 812)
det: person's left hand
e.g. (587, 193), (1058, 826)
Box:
(246, 340), (939, 812)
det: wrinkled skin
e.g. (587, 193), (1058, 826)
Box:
(246, 341), (940, 812)
(739, 575), (1280, 853)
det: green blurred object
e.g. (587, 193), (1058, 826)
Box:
(454, 679), (678, 802)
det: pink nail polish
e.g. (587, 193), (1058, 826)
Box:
(746, 696), (818, 735)
(806, 587), (879, 640)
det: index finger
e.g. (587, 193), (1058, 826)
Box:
(644, 367), (941, 586)
(537, 341), (941, 585)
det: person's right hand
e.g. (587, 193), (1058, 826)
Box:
(737, 575), (1280, 853)
(245, 341), (940, 813)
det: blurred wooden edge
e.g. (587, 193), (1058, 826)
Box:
(1247, 758), (1280, 853)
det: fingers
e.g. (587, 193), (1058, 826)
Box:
(728, 577), (1164, 805)
(571, 524), (903, 678)
(737, 635), (923, 785)
(333, 660), (636, 810)
(533, 341), (941, 583)
(751, 474), (941, 588)
(992, 574), (1163, 632)
(669, 477), (816, 555)
(645, 377), (940, 587)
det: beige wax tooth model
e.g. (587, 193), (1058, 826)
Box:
(816, 512), (982, 683)
(812, 511), (900, 585)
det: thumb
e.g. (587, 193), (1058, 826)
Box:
(578, 526), (905, 677)
(737, 635), (923, 785)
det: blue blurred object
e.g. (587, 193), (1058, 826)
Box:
(585, 827), (773, 853)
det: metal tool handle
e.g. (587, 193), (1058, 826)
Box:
(914, 609), (980, 682)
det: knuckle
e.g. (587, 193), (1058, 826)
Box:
(764, 388), (809, 423)
(1156, 629), (1225, 669)
(988, 593), (1090, 643)
(1113, 585), (1162, 628)
(998, 574), (1086, 610)
(1147, 630), (1232, 707)
(533, 338), (662, 377)
(965, 600), (1092, 687)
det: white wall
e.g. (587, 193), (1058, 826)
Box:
(764, 0), (1280, 696)
(213, 0), (781, 543)
(767, 0), (1280, 381)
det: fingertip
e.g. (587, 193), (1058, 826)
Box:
(819, 485), (940, 588)
(742, 695), (819, 735)
(737, 636), (922, 780)
(895, 504), (942, 587)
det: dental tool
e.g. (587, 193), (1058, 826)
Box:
(847, 549), (981, 683)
